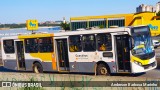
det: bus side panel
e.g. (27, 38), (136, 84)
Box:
(68, 52), (98, 73)
(24, 53), (56, 72)
(68, 52), (117, 73)
(3, 59), (17, 70)
(42, 62), (54, 71)
(1, 39), (18, 70)
(106, 62), (117, 73)
(69, 62), (96, 73)
(2, 53), (18, 70)
(24, 59), (54, 71)
(24, 59), (33, 71)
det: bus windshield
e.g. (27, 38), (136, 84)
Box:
(131, 26), (154, 59)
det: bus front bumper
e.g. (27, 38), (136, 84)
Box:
(131, 61), (157, 73)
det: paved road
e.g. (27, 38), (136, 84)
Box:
(140, 69), (160, 79)
(155, 47), (160, 57)
(138, 47), (160, 79)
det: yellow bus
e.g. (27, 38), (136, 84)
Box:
(1, 25), (157, 75)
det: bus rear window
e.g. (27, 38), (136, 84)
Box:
(3, 40), (15, 53)
(25, 38), (38, 53)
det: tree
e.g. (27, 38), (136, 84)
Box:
(60, 22), (70, 30)
(98, 25), (105, 29)
(156, 11), (160, 20)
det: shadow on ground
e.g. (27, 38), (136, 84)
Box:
(0, 66), (16, 72)
(0, 66), (149, 77)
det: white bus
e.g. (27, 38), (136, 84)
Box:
(1, 25), (157, 75)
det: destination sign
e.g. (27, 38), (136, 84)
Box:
(132, 27), (149, 34)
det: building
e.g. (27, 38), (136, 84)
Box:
(156, 2), (160, 13)
(70, 12), (160, 36)
(55, 21), (63, 24)
(136, 4), (155, 13)
(136, 2), (160, 13)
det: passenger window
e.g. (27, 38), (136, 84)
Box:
(39, 37), (53, 52)
(3, 40), (15, 53)
(69, 35), (82, 52)
(82, 34), (96, 51)
(97, 33), (112, 51)
(25, 38), (38, 53)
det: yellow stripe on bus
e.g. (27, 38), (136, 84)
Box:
(131, 56), (149, 65)
(30, 53), (57, 70)
(18, 33), (54, 39)
(30, 53), (53, 62)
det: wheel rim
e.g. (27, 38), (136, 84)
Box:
(100, 67), (107, 75)
(34, 66), (40, 73)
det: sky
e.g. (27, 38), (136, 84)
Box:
(0, 0), (159, 24)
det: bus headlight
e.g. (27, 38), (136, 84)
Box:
(138, 62), (142, 66)
(134, 61), (138, 64)
(134, 61), (142, 66)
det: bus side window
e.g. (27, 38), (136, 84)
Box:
(25, 38), (38, 53)
(3, 40), (15, 53)
(97, 33), (112, 51)
(39, 37), (53, 52)
(69, 35), (82, 52)
(82, 34), (96, 52)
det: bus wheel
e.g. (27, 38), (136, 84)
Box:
(33, 63), (43, 73)
(97, 64), (110, 75)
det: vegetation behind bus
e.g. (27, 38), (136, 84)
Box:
(0, 23), (60, 29)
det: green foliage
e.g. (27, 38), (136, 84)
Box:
(156, 11), (160, 20)
(0, 23), (61, 29)
(0, 24), (26, 28)
(157, 11), (160, 16)
(98, 25), (104, 29)
(60, 22), (70, 30)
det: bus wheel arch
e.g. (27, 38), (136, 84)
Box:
(96, 61), (111, 76)
(32, 61), (43, 73)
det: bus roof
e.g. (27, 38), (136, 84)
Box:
(1, 26), (148, 39)
(53, 27), (128, 37)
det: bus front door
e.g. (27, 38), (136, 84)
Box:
(115, 35), (131, 72)
(56, 39), (69, 71)
(15, 41), (26, 70)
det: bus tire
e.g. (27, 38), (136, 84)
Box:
(33, 62), (43, 73)
(97, 64), (110, 76)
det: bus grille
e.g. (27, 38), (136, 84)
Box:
(143, 62), (156, 69)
